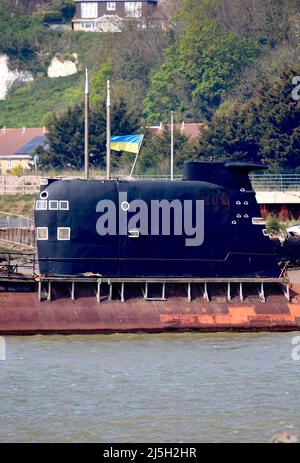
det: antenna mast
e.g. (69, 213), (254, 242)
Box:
(171, 111), (174, 181)
(84, 68), (89, 180)
(106, 80), (111, 180)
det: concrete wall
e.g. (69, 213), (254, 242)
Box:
(0, 176), (40, 195)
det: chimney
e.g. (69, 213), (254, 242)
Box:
(22, 126), (26, 134)
(43, 126), (46, 134)
(2, 126), (5, 134)
(159, 122), (163, 130)
(181, 121), (185, 130)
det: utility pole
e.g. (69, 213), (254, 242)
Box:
(84, 68), (89, 180)
(171, 111), (174, 181)
(106, 79), (111, 180)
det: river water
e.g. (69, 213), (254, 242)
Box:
(0, 332), (299, 443)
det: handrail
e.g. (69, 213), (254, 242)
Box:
(250, 174), (300, 191)
(0, 252), (36, 277)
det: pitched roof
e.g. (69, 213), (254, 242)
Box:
(16, 135), (48, 155)
(147, 123), (208, 140)
(0, 128), (47, 158)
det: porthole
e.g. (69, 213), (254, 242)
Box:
(244, 214), (249, 219)
(236, 201), (241, 205)
(232, 221), (237, 225)
(121, 201), (130, 212)
(240, 188), (245, 192)
(244, 201), (249, 205)
(40, 191), (48, 199)
(237, 214), (241, 219)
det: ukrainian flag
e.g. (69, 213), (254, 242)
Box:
(110, 134), (144, 154)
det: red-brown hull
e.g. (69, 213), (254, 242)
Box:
(1, 284), (300, 334)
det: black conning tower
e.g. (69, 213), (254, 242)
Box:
(183, 161), (267, 189)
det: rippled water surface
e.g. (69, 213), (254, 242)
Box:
(0, 332), (299, 443)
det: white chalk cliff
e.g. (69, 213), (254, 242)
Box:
(47, 56), (78, 78)
(0, 54), (33, 100)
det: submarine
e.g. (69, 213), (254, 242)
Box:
(1, 160), (300, 335)
(35, 161), (287, 279)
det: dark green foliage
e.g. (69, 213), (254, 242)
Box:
(1, 0), (300, 174)
(41, 99), (139, 170)
(143, 1), (260, 123)
(198, 65), (300, 170)
(60, 1), (75, 23)
(266, 215), (281, 235)
(137, 128), (198, 176)
(42, 10), (64, 24)
(0, 5), (46, 65)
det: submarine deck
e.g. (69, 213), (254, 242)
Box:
(0, 272), (299, 334)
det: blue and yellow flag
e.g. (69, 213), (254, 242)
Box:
(110, 134), (144, 154)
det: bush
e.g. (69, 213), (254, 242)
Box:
(43, 10), (64, 24)
(9, 165), (23, 176)
(266, 214), (281, 235)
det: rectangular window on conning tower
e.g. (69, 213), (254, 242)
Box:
(59, 201), (69, 210)
(36, 200), (47, 210)
(36, 227), (48, 240)
(49, 200), (59, 210)
(57, 227), (71, 241)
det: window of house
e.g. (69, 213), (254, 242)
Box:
(81, 21), (95, 30)
(36, 200), (47, 211)
(36, 227), (48, 241)
(125, 2), (142, 17)
(107, 2), (116, 11)
(59, 201), (69, 211)
(57, 227), (71, 241)
(49, 200), (59, 210)
(81, 2), (98, 18)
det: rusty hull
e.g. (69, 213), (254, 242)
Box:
(0, 282), (300, 334)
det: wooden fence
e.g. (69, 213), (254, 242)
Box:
(0, 228), (35, 248)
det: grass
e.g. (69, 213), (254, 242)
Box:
(0, 29), (141, 128)
(266, 214), (300, 236)
(0, 195), (35, 218)
(0, 73), (82, 127)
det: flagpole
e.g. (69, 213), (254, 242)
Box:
(171, 111), (174, 181)
(84, 68), (89, 180)
(107, 80), (111, 180)
(130, 135), (144, 177)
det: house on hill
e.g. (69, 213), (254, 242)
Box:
(72, 0), (167, 32)
(0, 128), (48, 174)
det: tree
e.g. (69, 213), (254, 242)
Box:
(143, 6), (259, 123)
(216, 0), (294, 46)
(137, 127), (198, 176)
(197, 65), (300, 170)
(41, 99), (139, 171)
(0, 4), (46, 64)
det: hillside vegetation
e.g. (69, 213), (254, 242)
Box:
(0, 195), (35, 218)
(0, 0), (300, 173)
